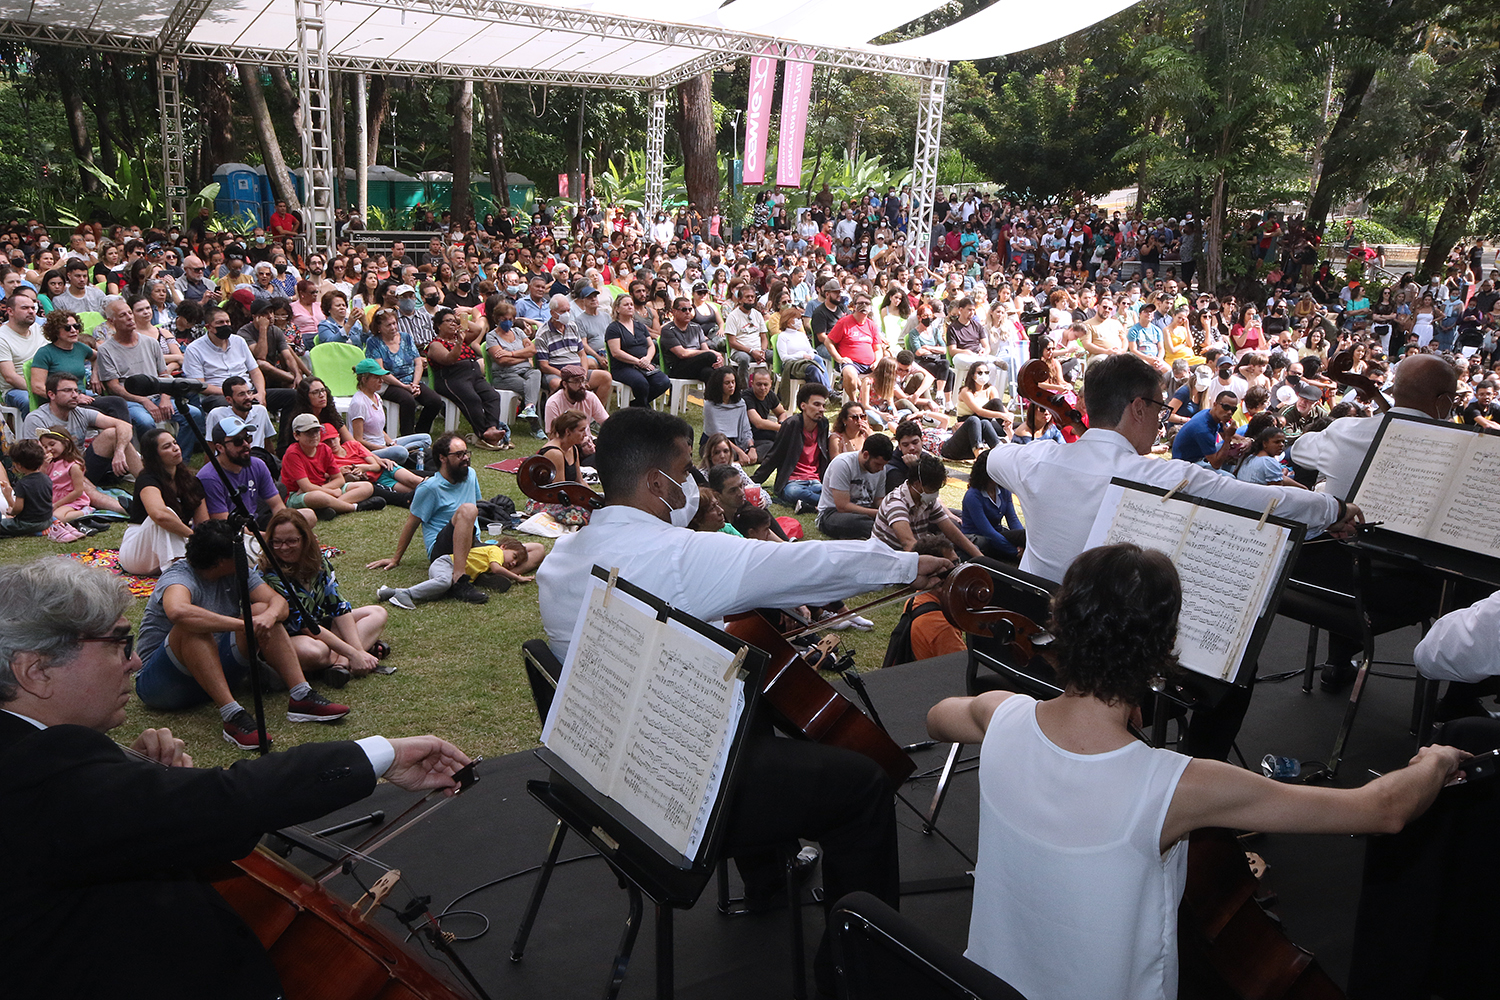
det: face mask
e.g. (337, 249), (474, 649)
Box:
(507, 284), (525, 295)
(398, 298), (418, 315)
(920, 490), (940, 506)
(85, 240), (96, 250)
(256, 236), (266, 245)
(458, 282), (471, 292)
(38, 241), (49, 249)
(423, 294), (440, 306)
(498, 319), (513, 331)
(660, 470), (700, 528)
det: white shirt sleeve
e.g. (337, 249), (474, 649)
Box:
(1415, 591), (1500, 684)
(356, 735), (396, 777)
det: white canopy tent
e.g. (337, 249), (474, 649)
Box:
(0, 0), (1141, 255)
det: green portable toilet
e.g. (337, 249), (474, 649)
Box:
(364, 165), (401, 215)
(506, 172), (537, 214)
(388, 168), (424, 213)
(419, 171), (453, 211)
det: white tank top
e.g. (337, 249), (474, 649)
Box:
(965, 695), (1191, 1000)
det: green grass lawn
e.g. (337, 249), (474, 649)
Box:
(1, 405), (969, 770)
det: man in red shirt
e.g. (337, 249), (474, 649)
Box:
(826, 292), (881, 408)
(269, 200), (301, 239)
(812, 222), (833, 259)
(281, 412), (383, 516)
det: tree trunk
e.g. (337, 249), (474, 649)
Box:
(1135, 113), (1163, 212)
(111, 61), (139, 158)
(1306, 63), (1377, 232)
(239, 63), (302, 211)
(331, 72), (347, 208)
(201, 61), (238, 175)
(55, 61), (98, 194)
(1205, 170), (1227, 293)
(480, 82), (510, 207)
(366, 76), (389, 167)
(450, 77), (474, 222)
(1417, 65), (1500, 281)
(677, 72), (719, 215)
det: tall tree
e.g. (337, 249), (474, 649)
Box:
(677, 72), (719, 215)
(44, 51), (98, 194)
(480, 81), (511, 207)
(1419, 59), (1500, 278)
(195, 61), (238, 187)
(449, 77), (474, 223)
(238, 64), (301, 210)
(366, 75), (389, 168)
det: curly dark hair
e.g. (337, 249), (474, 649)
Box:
(1047, 544), (1181, 706)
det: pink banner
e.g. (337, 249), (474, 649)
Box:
(742, 42), (779, 186)
(557, 173), (569, 198)
(775, 47), (814, 188)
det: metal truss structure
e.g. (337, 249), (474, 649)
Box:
(1, 0), (949, 260)
(907, 68), (947, 268)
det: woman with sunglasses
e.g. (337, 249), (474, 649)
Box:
(940, 363), (1013, 461)
(30, 310), (130, 422)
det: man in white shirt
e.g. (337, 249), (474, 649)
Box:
(722, 283), (770, 391)
(983, 353), (1361, 757)
(535, 406), (949, 996)
(1290, 354), (1457, 500)
(181, 305), (269, 411)
(0, 285), (42, 412)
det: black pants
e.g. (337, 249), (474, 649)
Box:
(382, 381), (442, 437)
(940, 416), (1002, 459)
(433, 361), (502, 435)
(610, 363), (671, 406)
(666, 351), (720, 383)
(913, 354), (949, 391)
(817, 510), (875, 540)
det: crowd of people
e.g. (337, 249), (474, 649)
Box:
(0, 189), (1497, 999)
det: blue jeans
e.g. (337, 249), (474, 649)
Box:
(373, 432), (432, 468)
(3, 387), (29, 413)
(135, 632), (248, 711)
(124, 398), (204, 455)
(779, 479), (822, 507)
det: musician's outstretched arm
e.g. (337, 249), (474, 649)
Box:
(927, 691), (1015, 745)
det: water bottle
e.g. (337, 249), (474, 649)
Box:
(1261, 754), (1301, 781)
(415, 446), (427, 472)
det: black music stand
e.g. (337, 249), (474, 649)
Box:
(516, 570), (769, 1000)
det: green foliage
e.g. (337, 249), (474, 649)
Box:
(1343, 218), (1400, 246)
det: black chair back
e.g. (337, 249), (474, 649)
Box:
(522, 639), (564, 725)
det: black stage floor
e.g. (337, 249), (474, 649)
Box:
(302, 615), (1435, 999)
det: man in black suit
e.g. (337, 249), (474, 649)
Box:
(0, 556), (470, 1000)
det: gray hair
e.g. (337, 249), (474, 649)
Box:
(102, 294), (129, 319)
(548, 293), (572, 314)
(0, 558), (131, 702)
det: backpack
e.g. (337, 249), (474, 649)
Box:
(881, 596), (951, 670)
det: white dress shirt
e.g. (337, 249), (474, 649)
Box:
(1288, 407), (1428, 501)
(984, 428), (1342, 584)
(1414, 590), (1500, 683)
(537, 505), (918, 660)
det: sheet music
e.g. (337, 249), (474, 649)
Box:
(1088, 483), (1294, 682)
(543, 573), (747, 861)
(614, 618), (742, 858)
(1431, 436), (1500, 557)
(1353, 418), (1467, 537)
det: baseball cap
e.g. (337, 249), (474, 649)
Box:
(211, 414), (253, 442)
(353, 358), (389, 378)
(291, 412), (322, 434)
(320, 422), (340, 442)
(572, 282), (599, 299)
(391, 284), (416, 296)
(822, 279), (842, 293)
(230, 287), (256, 308)
(1192, 366), (1212, 391)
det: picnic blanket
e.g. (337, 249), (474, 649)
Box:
(66, 545), (343, 599)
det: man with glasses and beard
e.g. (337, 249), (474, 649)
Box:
(825, 292), (882, 409)
(197, 413), (311, 529)
(367, 431), (491, 608)
(723, 282), (770, 390)
(661, 295), (723, 382)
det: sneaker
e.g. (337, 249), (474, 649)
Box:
(223, 709), (271, 751)
(847, 614), (875, 631)
(518, 404), (538, 420)
(533, 428), (548, 439)
(378, 586), (416, 611)
(287, 690), (350, 723)
(355, 497), (387, 512)
(816, 611), (855, 631)
(449, 577), (490, 604)
(315, 506), (338, 521)
(474, 571), (513, 593)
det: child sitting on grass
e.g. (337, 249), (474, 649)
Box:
(1, 440), (57, 538)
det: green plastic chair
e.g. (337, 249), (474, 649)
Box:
(78, 312), (106, 341)
(308, 341), (365, 398)
(22, 358), (41, 410)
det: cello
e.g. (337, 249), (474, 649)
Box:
(1017, 358), (1088, 439)
(937, 567), (1346, 1000)
(1326, 349), (1389, 413)
(514, 454), (917, 790)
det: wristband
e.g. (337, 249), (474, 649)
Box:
(1336, 498), (1347, 523)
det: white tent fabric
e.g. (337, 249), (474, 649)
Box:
(873, 0), (1145, 60)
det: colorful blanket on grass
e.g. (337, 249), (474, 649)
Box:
(67, 545), (343, 599)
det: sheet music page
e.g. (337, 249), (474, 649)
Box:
(542, 577), (656, 794)
(1171, 507), (1290, 681)
(1087, 483), (1292, 682)
(1353, 418), (1468, 538)
(1431, 433), (1500, 557)
(612, 617), (742, 860)
(1084, 483), (1196, 555)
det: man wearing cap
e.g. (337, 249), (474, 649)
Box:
(281, 412), (384, 517)
(198, 413), (311, 528)
(21, 373), (142, 486)
(216, 252), (252, 300)
(1279, 378), (1329, 448)
(392, 284), (432, 351)
(367, 430), (491, 608)
(543, 363), (611, 461)
(568, 281), (612, 360)
(96, 294), (202, 451)
(809, 279), (846, 350)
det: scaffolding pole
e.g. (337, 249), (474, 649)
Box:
(157, 53), (189, 229)
(908, 68), (947, 269)
(645, 89), (667, 221)
(295, 0), (335, 255)
(355, 72), (369, 224)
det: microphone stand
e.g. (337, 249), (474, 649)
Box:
(174, 391), (322, 755)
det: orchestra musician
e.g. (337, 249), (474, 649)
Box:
(927, 543), (1470, 1000)
(986, 353), (1363, 758)
(0, 557), (471, 1000)
(535, 406), (951, 997)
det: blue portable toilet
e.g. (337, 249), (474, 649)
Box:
(213, 163), (264, 228)
(257, 167), (304, 223)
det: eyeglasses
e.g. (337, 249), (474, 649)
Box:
(1136, 395), (1172, 425)
(442, 448), (470, 459)
(270, 536), (303, 548)
(78, 630), (135, 661)
(61, 322), (81, 331)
